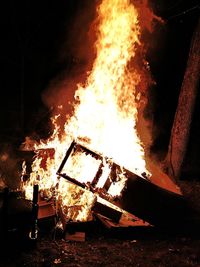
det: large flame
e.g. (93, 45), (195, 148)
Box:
(66, 0), (145, 173)
(23, 0), (152, 221)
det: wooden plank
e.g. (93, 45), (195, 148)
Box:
(167, 17), (200, 179)
(38, 199), (56, 220)
(95, 212), (150, 229)
(92, 201), (122, 223)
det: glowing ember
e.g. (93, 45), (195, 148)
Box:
(22, 0), (153, 221)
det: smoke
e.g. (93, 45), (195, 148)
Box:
(128, 0), (164, 160)
(41, 0), (97, 132)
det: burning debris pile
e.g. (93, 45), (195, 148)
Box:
(13, 0), (186, 238)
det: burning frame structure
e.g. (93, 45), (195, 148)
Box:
(56, 140), (187, 228)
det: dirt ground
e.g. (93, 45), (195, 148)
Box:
(1, 179), (200, 267)
(1, 229), (200, 267)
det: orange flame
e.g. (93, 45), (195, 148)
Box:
(23, 0), (153, 221)
(63, 0), (148, 175)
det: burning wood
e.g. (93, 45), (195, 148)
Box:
(20, 0), (183, 232)
(56, 140), (145, 222)
(22, 0), (152, 207)
(56, 140), (136, 201)
(56, 141), (186, 228)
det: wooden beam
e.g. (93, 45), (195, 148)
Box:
(167, 17), (200, 179)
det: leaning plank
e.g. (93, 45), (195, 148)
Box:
(167, 18), (200, 179)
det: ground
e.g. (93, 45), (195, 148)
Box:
(1, 178), (200, 267)
(1, 231), (200, 267)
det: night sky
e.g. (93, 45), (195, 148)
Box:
(0, 0), (199, 156)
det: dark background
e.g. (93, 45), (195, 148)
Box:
(0, 0), (199, 167)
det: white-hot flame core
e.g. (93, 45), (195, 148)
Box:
(23, 0), (151, 221)
(62, 151), (102, 184)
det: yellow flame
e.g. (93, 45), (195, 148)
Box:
(64, 0), (147, 175)
(23, 0), (151, 221)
